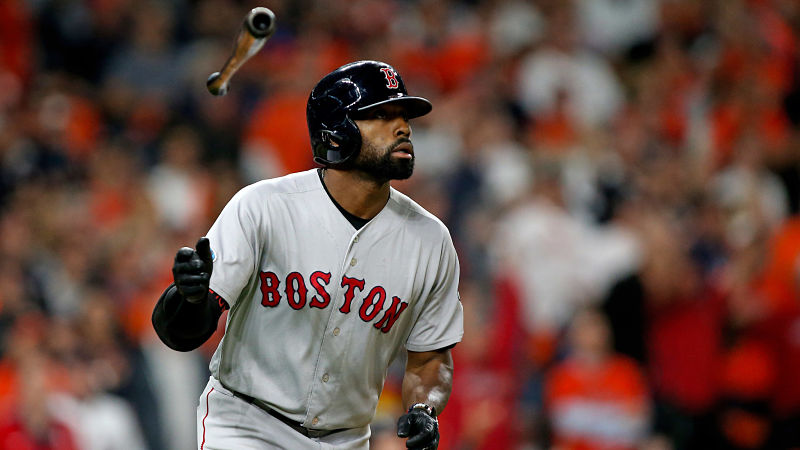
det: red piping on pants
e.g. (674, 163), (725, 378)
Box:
(201, 387), (215, 450)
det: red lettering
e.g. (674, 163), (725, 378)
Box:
(260, 271), (406, 332)
(259, 271), (281, 307)
(340, 276), (365, 314)
(380, 67), (399, 89)
(359, 286), (386, 322)
(309, 271), (332, 309)
(285, 272), (307, 310)
(374, 296), (409, 333)
(209, 289), (229, 311)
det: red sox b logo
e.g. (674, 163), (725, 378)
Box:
(380, 68), (399, 89)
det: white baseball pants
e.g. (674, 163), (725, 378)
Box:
(196, 376), (371, 449)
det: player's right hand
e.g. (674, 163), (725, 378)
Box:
(172, 237), (213, 304)
(397, 404), (439, 449)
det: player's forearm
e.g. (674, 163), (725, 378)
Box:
(402, 349), (454, 415)
(151, 283), (225, 352)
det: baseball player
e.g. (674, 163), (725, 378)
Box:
(152, 60), (464, 449)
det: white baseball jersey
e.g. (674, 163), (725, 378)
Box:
(205, 169), (464, 431)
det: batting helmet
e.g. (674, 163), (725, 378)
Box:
(307, 61), (432, 166)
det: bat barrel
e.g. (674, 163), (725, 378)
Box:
(246, 7), (276, 39)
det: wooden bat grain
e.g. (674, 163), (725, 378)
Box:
(207, 7), (275, 96)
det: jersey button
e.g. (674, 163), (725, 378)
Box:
(350, 258), (357, 266)
(353, 236), (359, 243)
(322, 373), (329, 383)
(312, 417), (319, 426)
(333, 327), (340, 336)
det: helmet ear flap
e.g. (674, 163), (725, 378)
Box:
(308, 78), (363, 166)
(311, 122), (362, 167)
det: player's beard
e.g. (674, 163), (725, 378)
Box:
(352, 138), (415, 182)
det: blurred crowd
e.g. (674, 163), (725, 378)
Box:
(1, 0), (799, 449)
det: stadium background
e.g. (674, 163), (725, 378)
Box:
(1, 0), (799, 448)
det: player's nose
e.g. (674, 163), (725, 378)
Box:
(394, 117), (411, 138)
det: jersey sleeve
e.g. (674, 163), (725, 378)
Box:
(406, 230), (464, 352)
(206, 187), (262, 308)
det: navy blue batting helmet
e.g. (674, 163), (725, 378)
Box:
(307, 61), (432, 166)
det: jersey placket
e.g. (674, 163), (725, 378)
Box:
(303, 229), (365, 429)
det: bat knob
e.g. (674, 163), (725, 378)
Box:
(206, 72), (228, 96)
(246, 7), (276, 39)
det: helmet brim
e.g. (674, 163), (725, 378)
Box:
(355, 96), (432, 119)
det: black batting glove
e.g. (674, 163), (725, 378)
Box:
(397, 403), (439, 450)
(172, 237), (213, 304)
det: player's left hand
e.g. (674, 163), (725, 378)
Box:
(173, 237), (213, 304)
(397, 403), (438, 449)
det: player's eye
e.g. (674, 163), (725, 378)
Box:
(359, 107), (405, 121)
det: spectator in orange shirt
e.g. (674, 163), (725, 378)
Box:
(544, 308), (652, 450)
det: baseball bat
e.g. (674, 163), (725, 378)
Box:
(206, 7), (276, 96)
